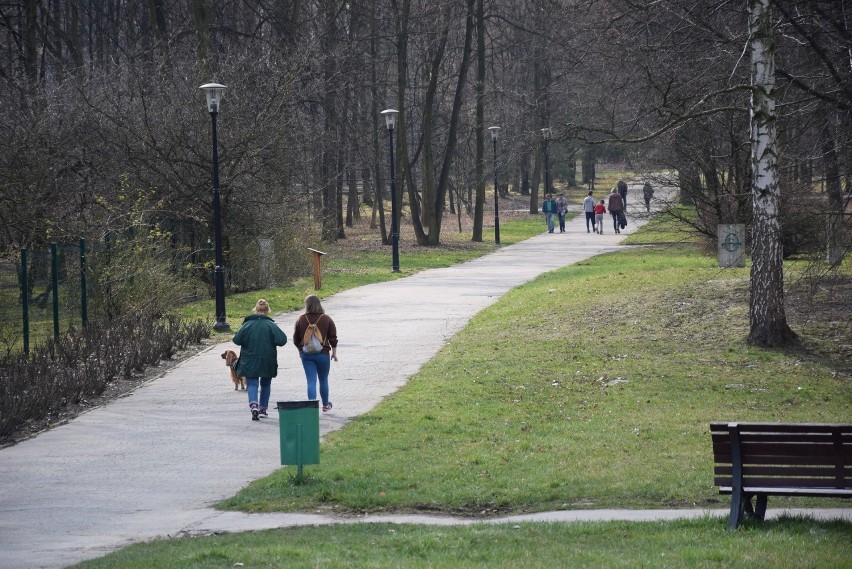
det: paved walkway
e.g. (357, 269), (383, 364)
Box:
(1, 192), (848, 569)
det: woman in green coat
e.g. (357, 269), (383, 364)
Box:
(233, 299), (288, 420)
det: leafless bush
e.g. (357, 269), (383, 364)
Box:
(0, 315), (210, 439)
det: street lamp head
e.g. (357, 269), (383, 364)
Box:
(381, 109), (399, 130)
(199, 83), (227, 113)
(541, 127), (552, 140)
(488, 126), (501, 141)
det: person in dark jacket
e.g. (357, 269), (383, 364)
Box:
(643, 181), (654, 212)
(608, 188), (625, 234)
(617, 179), (628, 211)
(233, 299), (287, 421)
(293, 295), (338, 412)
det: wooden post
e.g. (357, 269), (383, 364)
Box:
(307, 248), (327, 290)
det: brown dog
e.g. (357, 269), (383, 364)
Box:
(221, 350), (246, 390)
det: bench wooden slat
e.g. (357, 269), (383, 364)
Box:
(717, 486), (852, 497)
(710, 422), (852, 433)
(715, 465), (849, 478)
(712, 452), (850, 467)
(738, 441), (852, 460)
(721, 476), (849, 488)
(738, 433), (850, 443)
(715, 476), (852, 488)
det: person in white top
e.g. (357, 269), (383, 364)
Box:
(583, 190), (597, 233)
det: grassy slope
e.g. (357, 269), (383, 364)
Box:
(218, 243), (849, 514)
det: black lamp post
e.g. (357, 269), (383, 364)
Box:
(542, 127), (552, 197)
(200, 82), (230, 332)
(488, 126), (501, 244)
(381, 109), (400, 273)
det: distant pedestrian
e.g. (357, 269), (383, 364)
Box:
(583, 190), (596, 233)
(643, 181), (654, 212)
(294, 295), (338, 412)
(556, 193), (568, 233)
(233, 299), (288, 421)
(542, 193), (557, 233)
(617, 180), (628, 212)
(608, 188), (625, 234)
(594, 199), (606, 234)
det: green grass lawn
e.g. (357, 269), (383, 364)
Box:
(71, 517), (852, 569)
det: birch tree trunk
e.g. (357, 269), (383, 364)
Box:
(747, 0), (797, 347)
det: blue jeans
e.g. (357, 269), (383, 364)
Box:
(557, 213), (566, 231)
(545, 213), (556, 232)
(585, 211), (595, 231)
(247, 377), (272, 410)
(300, 352), (331, 406)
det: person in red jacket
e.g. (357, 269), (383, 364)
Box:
(593, 199), (607, 234)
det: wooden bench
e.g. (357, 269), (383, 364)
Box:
(710, 422), (852, 528)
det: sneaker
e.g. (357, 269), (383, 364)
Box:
(322, 402), (333, 412)
(251, 407), (259, 421)
(258, 409), (268, 419)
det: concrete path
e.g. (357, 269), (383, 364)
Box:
(1, 194), (848, 569)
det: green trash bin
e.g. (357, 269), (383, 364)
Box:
(276, 400), (320, 479)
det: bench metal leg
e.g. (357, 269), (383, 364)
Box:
(728, 491), (745, 529)
(754, 495), (767, 521)
(743, 494), (755, 517)
(729, 492), (766, 528)
(727, 424), (747, 529)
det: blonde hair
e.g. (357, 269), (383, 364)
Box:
(304, 295), (324, 315)
(253, 299), (270, 314)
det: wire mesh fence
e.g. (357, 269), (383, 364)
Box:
(0, 243), (88, 355)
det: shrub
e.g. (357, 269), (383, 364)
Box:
(0, 314), (210, 440)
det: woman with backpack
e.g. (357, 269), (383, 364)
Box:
(293, 295), (338, 412)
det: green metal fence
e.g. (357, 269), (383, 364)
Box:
(1, 234), (302, 355)
(0, 240), (89, 355)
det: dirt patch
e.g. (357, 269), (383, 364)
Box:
(785, 273), (852, 369)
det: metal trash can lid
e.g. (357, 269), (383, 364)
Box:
(276, 400), (320, 410)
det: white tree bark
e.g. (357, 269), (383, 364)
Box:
(747, 0), (797, 346)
